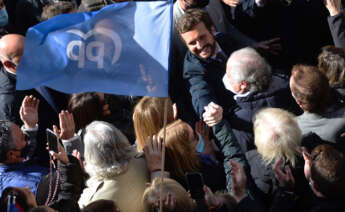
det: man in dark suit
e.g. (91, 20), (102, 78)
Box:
(176, 9), (256, 119)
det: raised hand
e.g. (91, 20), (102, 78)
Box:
(48, 139), (69, 164)
(324, 0), (342, 16)
(230, 159), (247, 202)
(53, 110), (75, 140)
(143, 135), (163, 172)
(273, 157), (295, 191)
(20, 95), (40, 129)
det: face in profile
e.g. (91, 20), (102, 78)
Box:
(180, 22), (216, 60)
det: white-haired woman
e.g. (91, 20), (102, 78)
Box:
(78, 121), (149, 212)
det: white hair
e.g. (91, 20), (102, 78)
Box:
(83, 121), (135, 179)
(227, 47), (272, 92)
(254, 108), (302, 167)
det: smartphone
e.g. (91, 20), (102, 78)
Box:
(185, 172), (205, 200)
(46, 128), (58, 153)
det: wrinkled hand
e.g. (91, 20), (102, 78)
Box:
(273, 157), (295, 191)
(230, 159), (247, 202)
(54, 110), (75, 140)
(20, 95), (40, 129)
(324, 0), (342, 16)
(254, 37), (282, 55)
(202, 102), (223, 127)
(204, 185), (222, 208)
(143, 135), (163, 172)
(48, 140), (69, 164)
(222, 0), (240, 7)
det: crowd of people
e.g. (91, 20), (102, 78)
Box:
(0, 0), (345, 211)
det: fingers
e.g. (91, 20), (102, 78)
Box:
(301, 147), (312, 166)
(273, 157), (284, 175)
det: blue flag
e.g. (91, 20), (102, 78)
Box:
(16, 1), (172, 97)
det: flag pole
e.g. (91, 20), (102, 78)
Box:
(160, 98), (168, 212)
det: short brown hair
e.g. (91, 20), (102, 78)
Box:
(311, 144), (345, 198)
(318, 45), (345, 88)
(176, 8), (214, 35)
(290, 65), (331, 113)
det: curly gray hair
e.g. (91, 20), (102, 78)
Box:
(84, 121), (135, 179)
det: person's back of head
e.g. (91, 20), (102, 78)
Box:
(310, 144), (345, 199)
(82, 199), (120, 212)
(254, 108), (301, 167)
(142, 178), (196, 212)
(318, 45), (345, 88)
(290, 65), (331, 113)
(68, 92), (104, 131)
(227, 47), (271, 93)
(83, 121), (134, 178)
(41, 1), (76, 22)
(158, 119), (200, 182)
(133, 96), (174, 151)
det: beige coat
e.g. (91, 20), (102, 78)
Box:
(78, 155), (149, 212)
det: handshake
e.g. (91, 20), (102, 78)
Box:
(202, 102), (223, 127)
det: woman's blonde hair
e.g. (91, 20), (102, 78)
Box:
(133, 97), (174, 151)
(254, 108), (301, 167)
(158, 120), (200, 182)
(142, 178), (195, 212)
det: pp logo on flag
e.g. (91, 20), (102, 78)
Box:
(66, 27), (122, 69)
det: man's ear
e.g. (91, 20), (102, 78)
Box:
(239, 81), (248, 93)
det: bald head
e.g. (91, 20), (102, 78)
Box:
(0, 34), (25, 73)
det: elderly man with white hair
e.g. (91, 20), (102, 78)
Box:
(78, 120), (166, 212)
(209, 47), (299, 152)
